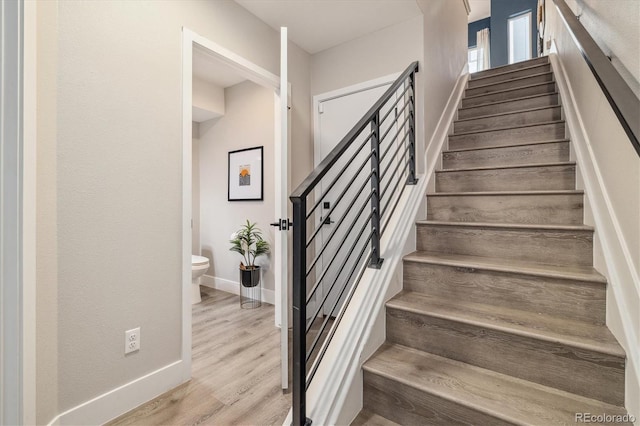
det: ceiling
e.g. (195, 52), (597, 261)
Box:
(468, 0), (491, 23)
(193, 47), (246, 88)
(234, 0), (423, 54)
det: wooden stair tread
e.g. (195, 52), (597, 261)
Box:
(403, 251), (605, 283)
(458, 92), (559, 112)
(350, 409), (400, 426)
(463, 81), (555, 102)
(387, 291), (624, 357)
(437, 161), (575, 173)
(452, 120), (564, 136)
(364, 343), (629, 425)
(455, 104), (561, 123)
(467, 71), (553, 91)
(470, 56), (549, 79)
(470, 63), (551, 83)
(416, 220), (593, 232)
(444, 139), (569, 153)
(428, 189), (584, 197)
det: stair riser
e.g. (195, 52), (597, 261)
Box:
(468, 64), (552, 88)
(386, 308), (625, 405)
(416, 224), (593, 267)
(436, 164), (576, 192)
(427, 193), (584, 225)
(466, 73), (554, 97)
(449, 122), (565, 150)
(462, 82), (556, 108)
(458, 94), (559, 119)
(443, 142), (569, 169)
(471, 57), (549, 79)
(403, 261), (606, 324)
(363, 371), (511, 426)
(454, 106), (562, 133)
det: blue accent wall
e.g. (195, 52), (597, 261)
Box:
(468, 17), (491, 47)
(490, 0), (538, 67)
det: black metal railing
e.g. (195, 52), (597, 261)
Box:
(289, 61), (419, 425)
(553, 0), (639, 156)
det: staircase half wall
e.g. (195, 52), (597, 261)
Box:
(546, 6), (640, 420)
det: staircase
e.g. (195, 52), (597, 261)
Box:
(352, 57), (631, 425)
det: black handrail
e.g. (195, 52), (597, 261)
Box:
(289, 61), (419, 426)
(553, 0), (640, 156)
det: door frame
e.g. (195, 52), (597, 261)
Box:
(0, 0), (36, 423)
(180, 28), (288, 383)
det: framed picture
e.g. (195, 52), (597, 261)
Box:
(228, 146), (264, 201)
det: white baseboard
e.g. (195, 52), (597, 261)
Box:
(201, 274), (276, 305)
(48, 360), (185, 426)
(549, 49), (640, 421)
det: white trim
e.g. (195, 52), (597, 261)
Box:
(1, 1), (25, 423)
(200, 275), (276, 306)
(47, 361), (185, 426)
(283, 67), (470, 426)
(22, 0), (37, 423)
(181, 27), (284, 387)
(278, 27), (289, 390)
(549, 48), (640, 418)
(180, 27), (194, 384)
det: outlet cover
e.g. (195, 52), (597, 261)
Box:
(125, 327), (140, 354)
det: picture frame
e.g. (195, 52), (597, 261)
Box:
(228, 146), (264, 201)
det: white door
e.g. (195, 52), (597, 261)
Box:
(316, 82), (397, 317)
(277, 27), (289, 390)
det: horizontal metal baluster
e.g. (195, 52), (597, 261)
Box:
(305, 229), (372, 362)
(305, 152), (374, 248)
(380, 143), (412, 193)
(305, 211), (374, 333)
(381, 182), (410, 237)
(381, 154), (411, 209)
(379, 99), (411, 144)
(379, 131), (411, 182)
(379, 115), (411, 162)
(305, 132), (373, 220)
(305, 192), (374, 302)
(305, 234), (374, 386)
(305, 174), (374, 278)
(379, 84), (411, 125)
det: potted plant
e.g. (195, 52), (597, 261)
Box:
(229, 220), (270, 287)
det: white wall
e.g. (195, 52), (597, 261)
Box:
(558, 0), (640, 98)
(35, 0), (312, 422)
(192, 77), (225, 118)
(418, 0), (468, 149)
(310, 15), (424, 96)
(545, 2), (640, 419)
(198, 81), (276, 296)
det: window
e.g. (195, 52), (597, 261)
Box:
(508, 11), (532, 64)
(468, 47), (479, 73)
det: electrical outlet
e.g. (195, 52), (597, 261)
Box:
(125, 327), (140, 354)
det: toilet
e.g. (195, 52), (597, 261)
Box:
(192, 255), (210, 304)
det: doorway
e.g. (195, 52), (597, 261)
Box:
(181, 28), (290, 389)
(508, 11), (533, 64)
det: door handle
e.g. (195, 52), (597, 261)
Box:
(320, 216), (335, 225)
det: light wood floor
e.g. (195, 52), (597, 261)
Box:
(107, 288), (291, 426)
